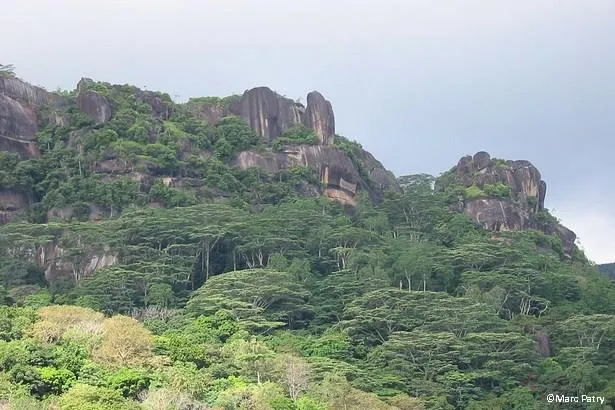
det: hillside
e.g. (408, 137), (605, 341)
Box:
(599, 263), (615, 280)
(0, 75), (614, 409)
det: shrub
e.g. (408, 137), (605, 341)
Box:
(58, 383), (138, 410)
(464, 185), (486, 200)
(482, 183), (511, 199)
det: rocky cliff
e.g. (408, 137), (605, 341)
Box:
(0, 76), (398, 279)
(0, 76), (581, 279)
(193, 86), (335, 145)
(234, 144), (397, 206)
(0, 77), (52, 158)
(440, 151), (577, 257)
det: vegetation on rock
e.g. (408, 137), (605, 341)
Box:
(0, 77), (612, 409)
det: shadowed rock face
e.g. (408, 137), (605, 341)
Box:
(0, 77), (49, 106)
(76, 78), (112, 125)
(448, 151), (577, 257)
(0, 78), (50, 158)
(303, 91), (335, 145)
(234, 144), (398, 204)
(235, 145), (360, 194)
(0, 94), (40, 157)
(0, 189), (29, 224)
(456, 151), (546, 211)
(193, 87), (335, 145)
(229, 87), (304, 141)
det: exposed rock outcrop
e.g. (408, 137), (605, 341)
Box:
(229, 87), (304, 141)
(443, 151), (577, 257)
(235, 145), (359, 196)
(0, 77), (49, 106)
(0, 77), (51, 158)
(234, 144), (398, 204)
(37, 242), (117, 281)
(76, 78), (112, 125)
(354, 149), (398, 191)
(191, 87), (335, 145)
(303, 91), (335, 145)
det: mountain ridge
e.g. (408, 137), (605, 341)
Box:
(0, 74), (579, 279)
(2, 73), (614, 410)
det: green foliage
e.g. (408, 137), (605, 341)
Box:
(186, 269), (311, 332)
(215, 115), (261, 158)
(0, 78), (607, 409)
(492, 158), (509, 168)
(272, 125), (319, 151)
(464, 185), (486, 200)
(148, 179), (197, 207)
(482, 183), (512, 199)
(58, 383), (138, 410)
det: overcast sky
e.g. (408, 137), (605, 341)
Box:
(2, 0), (614, 263)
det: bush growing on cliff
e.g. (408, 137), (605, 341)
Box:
(464, 185), (486, 200)
(482, 183), (512, 199)
(272, 126), (319, 151)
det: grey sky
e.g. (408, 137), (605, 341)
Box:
(2, 0), (614, 263)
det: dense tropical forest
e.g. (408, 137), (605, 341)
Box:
(0, 74), (614, 409)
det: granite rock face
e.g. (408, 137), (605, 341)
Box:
(76, 78), (112, 125)
(446, 151), (577, 257)
(0, 77), (51, 158)
(191, 86), (335, 145)
(303, 91), (335, 145)
(196, 86), (392, 204)
(234, 144), (398, 205)
(229, 87), (304, 141)
(455, 151), (546, 211)
(0, 77), (49, 106)
(235, 145), (360, 195)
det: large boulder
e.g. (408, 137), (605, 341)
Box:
(0, 77), (51, 158)
(0, 94), (40, 157)
(302, 91), (335, 145)
(229, 87), (304, 141)
(444, 151), (577, 257)
(76, 78), (112, 125)
(0, 77), (49, 106)
(192, 87), (335, 145)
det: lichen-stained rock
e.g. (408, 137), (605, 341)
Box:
(76, 78), (112, 125)
(303, 91), (335, 145)
(187, 86), (335, 144)
(198, 103), (228, 125)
